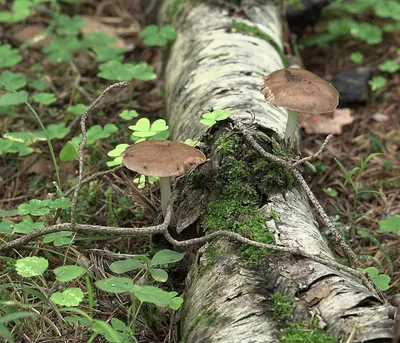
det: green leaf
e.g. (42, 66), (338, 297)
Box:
(373, 274), (390, 291)
(33, 92), (57, 105)
(140, 25), (177, 46)
(49, 198), (71, 210)
(43, 231), (73, 246)
(66, 103), (86, 116)
(55, 15), (84, 36)
(349, 52), (364, 63)
(169, 293), (184, 310)
(15, 256), (49, 277)
(150, 119), (169, 132)
(0, 71), (26, 90)
(364, 266), (379, 278)
(95, 277), (134, 293)
(160, 25), (177, 40)
(94, 47), (126, 63)
(109, 259), (147, 274)
(369, 76), (387, 91)
(0, 91), (28, 107)
(129, 63), (157, 81)
(45, 123), (70, 140)
(132, 285), (173, 307)
(374, 0), (400, 21)
(379, 215), (400, 233)
(42, 37), (82, 63)
(60, 141), (79, 162)
(151, 249), (185, 266)
(200, 109), (231, 126)
(150, 268), (168, 282)
(323, 187), (338, 198)
(111, 318), (129, 332)
(98, 61), (156, 82)
(13, 217), (44, 234)
(82, 32), (118, 48)
(378, 60), (400, 73)
(54, 265), (85, 282)
(0, 220), (14, 233)
(133, 175), (159, 189)
(51, 287), (84, 307)
(0, 44), (22, 68)
(119, 109), (139, 120)
(108, 144), (129, 158)
(17, 199), (50, 216)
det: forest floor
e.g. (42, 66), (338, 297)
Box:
(0, 0), (399, 342)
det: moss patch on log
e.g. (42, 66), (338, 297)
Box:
(200, 135), (294, 265)
(271, 292), (337, 343)
(231, 22), (288, 66)
(166, 0), (188, 19)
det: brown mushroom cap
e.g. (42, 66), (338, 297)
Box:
(260, 68), (339, 115)
(122, 140), (206, 177)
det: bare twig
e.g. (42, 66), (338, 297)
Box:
(70, 82), (130, 228)
(0, 195), (176, 253)
(64, 165), (123, 197)
(162, 229), (378, 296)
(291, 134), (334, 168)
(233, 120), (358, 267)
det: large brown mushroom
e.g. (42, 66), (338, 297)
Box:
(122, 140), (207, 218)
(261, 68), (339, 146)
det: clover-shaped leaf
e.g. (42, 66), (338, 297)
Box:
(133, 175), (159, 189)
(373, 274), (391, 291)
(106, 144), (129, 167)
(0, 71), (27, 90)
(95, 277), (134, 294)
(169, 292), (184, 310)
(66, 103), (86, 116)
(33, 92), (57, 105)
(54, 265), (85, 282)
(55, 15), (84, 36)
(140, 25), (177, 46)
(13, 217), (44, 234)
(200, 109), (231, 126)
(94, 47), (126, 63)
(129, 118), (168, 138)
(98, 61), (156, 81)
(0, 220), (14, 234)
(45, 123), (70, 140)
(49, 198), (71, 210)
(51, 287), (84, 307)
(60, 141), (79, 162)
(15, 256), (49, 277)
(43, 231), (73, 246)
(369, 76), (387, 91)
(42, 37), (82, 63)
(0, 90), (28, 107)
(378, 60), (400, 73)
(18, 199), (50, 216)
(0, 44), (22, 68)
(379, 215), (400, 234)
(181, 138), (200, 147)
(119, 110), (139, 120)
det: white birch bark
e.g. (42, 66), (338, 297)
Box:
(160, 1), (394, 342)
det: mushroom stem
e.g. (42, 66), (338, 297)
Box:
(284, 109), (298, 146)
(159, 177), (172, 219)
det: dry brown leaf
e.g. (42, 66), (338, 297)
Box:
(81, 16), (126, 48)
(303, 283), (331, 304)
(299, 108), (354, 135)
(13, 25), (51, 48)
(372, 112), (390, 122)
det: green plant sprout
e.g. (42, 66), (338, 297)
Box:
(350, 51), (364, 63)
(357, 266), (390, 291)
(379, 215), (400, 235)
(129, 118), (169, 141)
(139, 25), (177, 46)
(98, 61), (156, 81)
(133, 175), (159, 189)
(43, 231), (73, 246)
(378, 60), (400, 73)
(369, 76), (387, 91)
(335, 153), (384, 198)
(200, 109), (231, 126)
(119, 109), (139, 120)
(107, 144), (130, 166)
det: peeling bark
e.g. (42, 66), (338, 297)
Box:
(161, 1), (394, 342)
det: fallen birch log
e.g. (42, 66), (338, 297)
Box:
(160, 1), (394, 342)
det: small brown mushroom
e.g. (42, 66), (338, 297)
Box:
(260, 68), (339, 146)
(122, 140), (207, 218)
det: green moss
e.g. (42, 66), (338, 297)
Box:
(181, 310), (220, 343)
(231, 22), (288, 66)
(271, 292), (294, 321)
(281, 321), (337, 343)
(166, 0), (188, 19)
(271, 292), (336, 343)
(199, 135), (296, 264)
